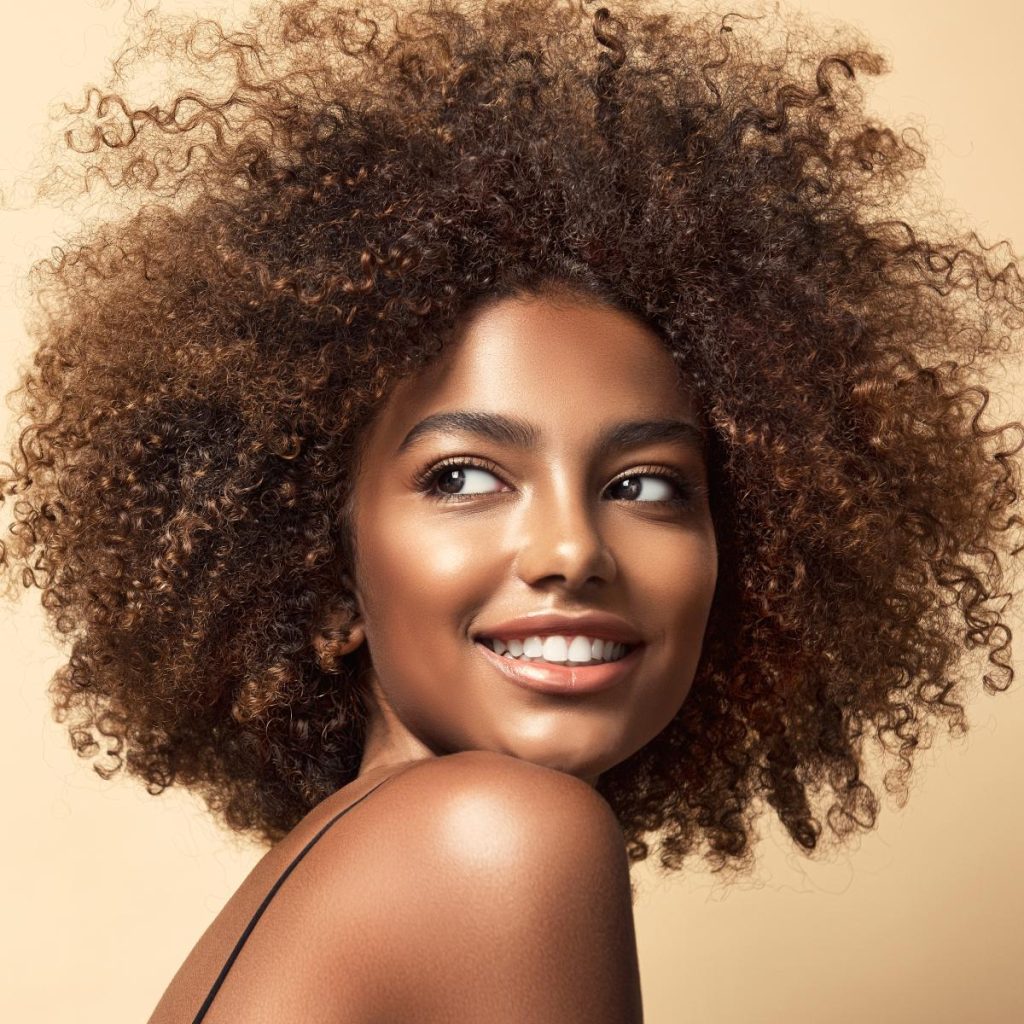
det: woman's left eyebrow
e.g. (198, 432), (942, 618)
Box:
(396, 410), (708, 461)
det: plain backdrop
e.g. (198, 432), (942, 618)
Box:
(1, 2), (1021, 1022)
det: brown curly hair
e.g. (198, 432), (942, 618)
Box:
(2, 0), (1022, 880)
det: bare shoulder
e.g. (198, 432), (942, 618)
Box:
(379, 749), (625, 842)
(328, 751), (643, 1024)
(360, 750), (635, 895)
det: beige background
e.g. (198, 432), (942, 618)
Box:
(2, 2), (1022, 1021)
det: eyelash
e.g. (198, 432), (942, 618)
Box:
(412, 456), (702, 509)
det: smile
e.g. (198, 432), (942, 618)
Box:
(474, 639), (643, 696)
(478, 634), (635, 666)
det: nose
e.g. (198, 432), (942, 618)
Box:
(513, 475), (618, 590)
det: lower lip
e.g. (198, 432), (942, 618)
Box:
(474, 640), (643, 695)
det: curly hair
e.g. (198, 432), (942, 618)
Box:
(1, 0), (1022, 880)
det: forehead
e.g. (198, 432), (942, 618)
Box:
(443, 293), (684, 394)
(367, 292), (700, 451)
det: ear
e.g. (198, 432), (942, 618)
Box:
(339, 568), (361, 606)
(311, 585), (366, 673)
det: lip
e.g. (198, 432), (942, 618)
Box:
(472, 610), (642, 645)
(474, 638), (643, 696)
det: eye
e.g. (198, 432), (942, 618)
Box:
(602, 468), (700, 507)
(414, 457), (508, 499)
(607, 471), (687, 504)
(414, 457), (701, 509)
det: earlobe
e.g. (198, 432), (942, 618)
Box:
(337, 619), (366, 656)
(311, 597), (367, 672)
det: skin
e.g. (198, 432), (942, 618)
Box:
(148, 287), (718, 1022)
(345, 286), (719, 787)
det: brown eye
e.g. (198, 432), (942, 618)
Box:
(413, 457), (509, 502)
(432, 464), (504, 497)
(606, 470), (697, 508)
(609, 473), (679, 502)
(414, 458), (701, 510)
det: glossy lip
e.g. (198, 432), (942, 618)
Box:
(474, 638), (643, 696)
(472, 610), (642, 645)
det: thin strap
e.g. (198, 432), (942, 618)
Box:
(191, 772), (400, 1023)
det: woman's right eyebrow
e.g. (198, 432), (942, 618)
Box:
(395, 410), (708, 461)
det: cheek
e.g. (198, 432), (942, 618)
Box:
(641, 535), (718, 711)
(647, 532), (718, 626)
(356, 510), (497, 646)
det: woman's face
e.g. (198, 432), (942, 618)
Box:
(348, 289), (718, 785)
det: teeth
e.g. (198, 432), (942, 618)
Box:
(483, 634), (631, 665)
(566, 635), (594, 662)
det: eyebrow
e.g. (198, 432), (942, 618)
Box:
(396, 410), (708, 460)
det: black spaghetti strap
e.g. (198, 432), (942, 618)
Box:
(191, 772), (400, 1023)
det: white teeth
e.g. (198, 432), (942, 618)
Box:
(542, 635), (568, 661)
(523, 636), (544, 658)
(566, 635), (593, 663)
(483, 634), (630, 665)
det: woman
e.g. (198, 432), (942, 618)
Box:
(1, 0), (1020, 1020)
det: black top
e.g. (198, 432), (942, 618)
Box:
(190, 772), (399, 1023)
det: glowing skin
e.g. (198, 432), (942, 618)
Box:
(345, 288), (718, 787)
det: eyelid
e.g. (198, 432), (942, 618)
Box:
(410, 454), (506, 491)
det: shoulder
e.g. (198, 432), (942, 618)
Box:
(342, 750), (629, 896)
(324, 752), (642, 1023)
(379, 749), (624, 844)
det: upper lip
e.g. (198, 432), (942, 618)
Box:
(472, 610), (643, 645)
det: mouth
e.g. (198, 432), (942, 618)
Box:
(475, 635), (639, 666)
(473, 638), (644, 696)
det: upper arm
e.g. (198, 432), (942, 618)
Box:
(334, 751), (644, 1024)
